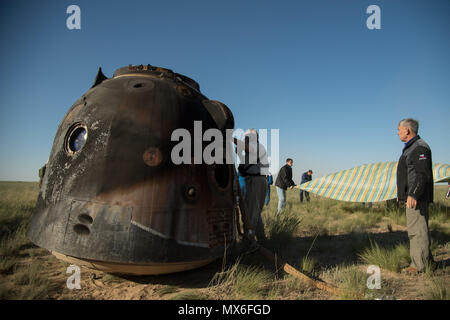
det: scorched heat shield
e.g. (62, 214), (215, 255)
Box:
(27, 65), (237, 275)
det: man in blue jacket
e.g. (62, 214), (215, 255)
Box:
(300, 170), (313, 203)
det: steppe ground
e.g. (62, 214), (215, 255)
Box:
(0, 181), (448, 300)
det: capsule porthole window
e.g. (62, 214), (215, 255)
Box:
(65, 123), (88, 155)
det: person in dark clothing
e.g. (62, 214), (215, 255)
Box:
(396, 118), (434, 273)
(275, 158), (296, 214)
(234, 129), (269, 244)
(299, 170), (313, 203)
(238, 172), (247, 198)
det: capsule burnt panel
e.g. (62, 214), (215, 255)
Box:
(27, 65), (237, 274)
(214, 164), (230, 189)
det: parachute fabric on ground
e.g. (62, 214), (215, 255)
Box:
(298, 162), (449, 202)
(433, 163), (450, 183)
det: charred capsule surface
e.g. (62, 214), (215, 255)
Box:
(27, 65), (236, 274)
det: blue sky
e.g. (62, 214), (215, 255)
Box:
(0, 0), (449, 182)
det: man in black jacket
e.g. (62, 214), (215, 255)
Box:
(275, 158), (296, 214)
(396, 118), (434, 273)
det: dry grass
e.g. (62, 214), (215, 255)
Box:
(323, 265), (370, 299)
(169, 290), (208, 300)
(423, 278), (449, 300)
(0, 182), (449, 300)
(358, 240), (410, 273)
(0, 182), (56, 299)
(209, 259), (275, 299)
(264, 209), (302, 251)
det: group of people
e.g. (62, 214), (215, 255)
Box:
(235, 129), (315, 245)
(238, 153), (314, 227)
(235, 118), (435, 274)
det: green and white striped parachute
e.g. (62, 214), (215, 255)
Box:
(298, 162), (449, 203)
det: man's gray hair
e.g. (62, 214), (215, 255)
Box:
(399, 118), (419, 134)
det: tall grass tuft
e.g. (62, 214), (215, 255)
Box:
(209, 260), (274, 299)
(423, 278), (450, 300)
(325, 265), (369, 300)
(358, 240), (410, 273)
(300, 231), (319, 276)
(300, 256), (317, 276)
(264, 209), (302, 251)
(384, 207), (406, 226)
(423, 279), (449, 300)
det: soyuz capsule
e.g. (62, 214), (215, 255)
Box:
(27, 65), (237, 275)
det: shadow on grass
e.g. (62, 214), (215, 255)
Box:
(112, 259), (223, 288)
(113, 228), (450, 288)
(277, 230), (450, 270)
(111, 247), (272, 289)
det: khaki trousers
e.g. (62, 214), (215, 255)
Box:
(406, 201), (432, 271)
